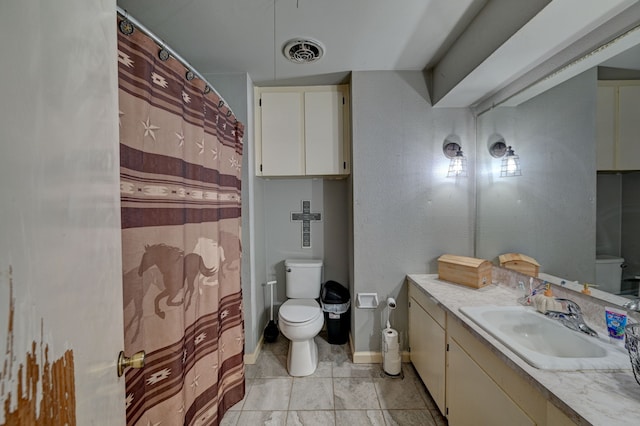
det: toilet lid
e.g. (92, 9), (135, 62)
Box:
(279, 299), (322, 323)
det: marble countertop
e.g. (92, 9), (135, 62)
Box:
(407, 274), (640, 426)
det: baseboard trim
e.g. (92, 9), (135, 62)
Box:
(244, 334), (263, 365)
(246, 332), (411, 365)
(352, 350), (411, 364)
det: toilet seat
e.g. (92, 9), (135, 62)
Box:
(279, 299), (322, 324)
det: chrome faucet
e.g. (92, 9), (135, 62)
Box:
(623, 298), (640, 312)
(544, 298), (598, 337)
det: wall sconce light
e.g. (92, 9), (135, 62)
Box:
(489, 139), (522, 177)
(443, 137), (467, 178)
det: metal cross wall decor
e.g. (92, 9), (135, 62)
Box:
(290, 200), (321, 248)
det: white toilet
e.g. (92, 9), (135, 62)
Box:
(595, 255), (625, 294)
(278, 259), (324, 376)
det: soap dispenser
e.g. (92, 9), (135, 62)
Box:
(533, 284), (561, 314)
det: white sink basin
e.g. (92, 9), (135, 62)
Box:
(459, 305), (630, 370)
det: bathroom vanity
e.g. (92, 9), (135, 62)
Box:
(408, 274), (640, 426)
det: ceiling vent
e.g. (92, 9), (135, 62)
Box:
(283, 39), (324, 64)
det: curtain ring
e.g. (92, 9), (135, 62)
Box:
(204, 85), (211, 94)
(185, 70), (195, 81)
(158, 48), (170, 61)
(119, 19), (134, 35)
(218, 100), (224, 108)
(226, 110), (232, 117)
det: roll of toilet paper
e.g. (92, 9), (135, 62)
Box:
(382, 328), (401, 375)
(383, 328), (399, 350)
(387, 297), (397, 309)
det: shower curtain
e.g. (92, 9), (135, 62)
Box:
(117, 16), (245, 426)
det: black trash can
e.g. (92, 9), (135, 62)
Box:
(320, 280), (351, 345)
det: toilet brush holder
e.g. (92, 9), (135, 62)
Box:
(264, 280), (279, 343)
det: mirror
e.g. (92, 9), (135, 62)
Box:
(475, 26), (640, 300)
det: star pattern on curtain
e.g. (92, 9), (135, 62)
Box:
(141, 117), (160, 140)
(229, 155), (240, 171)
(190, 375), (200, 389)
(175, 131), (185, 147)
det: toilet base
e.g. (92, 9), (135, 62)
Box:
(286, 338), (318, 377)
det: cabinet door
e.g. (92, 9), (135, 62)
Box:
(260, 91), (304, 176)
(409, 297), (446, 414)
(596, 85), (616, 171)
(304, 90), (344, 175)
(447, 339), (534, 426)
(617, 85), (640, 170)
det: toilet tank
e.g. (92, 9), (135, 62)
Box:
(285, 259), (323, 298)
(595, 255), (625, 294)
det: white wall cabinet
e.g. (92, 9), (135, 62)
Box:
(255, 85), (350, 177)
(597, 81), (640, 171)
(408, 284), (446, 414)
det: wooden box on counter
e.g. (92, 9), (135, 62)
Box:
(498, 253), (540, 277)
(437, 254), (492, 289)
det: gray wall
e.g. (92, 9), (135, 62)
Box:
(351, 71), (476, 353)
(262, 178), (350, 311)
(476, 68), (597, 282)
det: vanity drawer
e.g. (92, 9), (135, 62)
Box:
(409, 283), (445, 327)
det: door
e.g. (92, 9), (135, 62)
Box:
(408, 297), (446, 414)
(304, 90), (344, 175)
(259, 90), (305, 176)
(617, 85), (640, 170)
(0, 1), (126, 424)
(447, 339), (534, 426)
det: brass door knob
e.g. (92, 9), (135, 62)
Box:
(117, 350), (145, 377)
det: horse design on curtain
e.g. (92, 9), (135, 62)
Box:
(117, 15), (245, 425)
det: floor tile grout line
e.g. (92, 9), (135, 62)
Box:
(233, 335), (446, 425)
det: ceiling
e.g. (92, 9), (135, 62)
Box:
(116, 0), (484, 83)
(116, 0), (640, 108)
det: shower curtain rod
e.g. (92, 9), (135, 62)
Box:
(116, 7), (237, 119)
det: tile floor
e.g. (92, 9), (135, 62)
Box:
(221, 331), (448, 426)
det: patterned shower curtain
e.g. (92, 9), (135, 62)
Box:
(117, 16), (245, 426)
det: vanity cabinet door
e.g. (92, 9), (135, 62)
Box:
(409, 295), (446, 414)
(447, 339), (535, 426)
